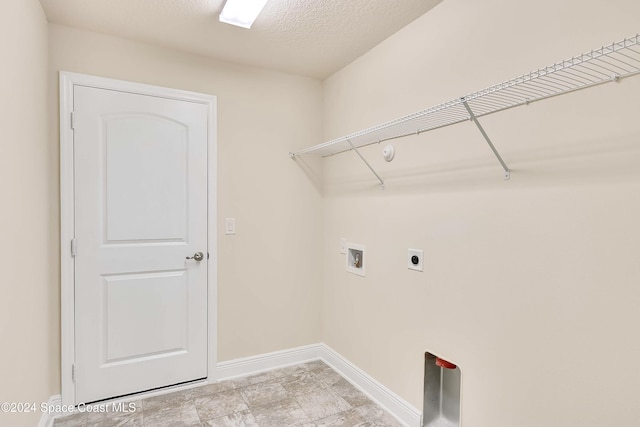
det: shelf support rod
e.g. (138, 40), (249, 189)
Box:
(346, 139), (385, 188)
(462, 99), (511, 180)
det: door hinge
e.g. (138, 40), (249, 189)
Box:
(72, 364), (76, 382)
(71, 238), (77, 257)
(70, 111), (75, 130)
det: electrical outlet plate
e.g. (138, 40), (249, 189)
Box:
(340, 238), (347, 254)
(408, 248), (424, 272)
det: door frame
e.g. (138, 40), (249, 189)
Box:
(60, 71), (218, 406)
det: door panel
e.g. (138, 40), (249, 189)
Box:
(74, 86), (209, 404)
(102, 271), (188, 363)
(105, 115), (188, 242)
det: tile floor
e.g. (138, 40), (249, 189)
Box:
(53, 360), (404, 427)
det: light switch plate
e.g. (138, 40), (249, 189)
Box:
(340, 238), (347, 254)
(408, 248), (424, 272)
(225, 218), (236, 235)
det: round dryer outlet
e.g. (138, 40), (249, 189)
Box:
(408, 249), (424, 272)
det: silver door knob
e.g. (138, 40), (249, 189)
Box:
(186, 252), (204, 262)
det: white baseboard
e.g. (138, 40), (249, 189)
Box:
(38, 395), (61, 427)
(41, 343), (421, 427)
(215, 343), (421, 427)
(215, 343), (325, 380)
(319, 345), (421, 427)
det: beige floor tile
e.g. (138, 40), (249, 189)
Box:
(195, 388), (249, 422)
(231, 369), (287, 388)
(330, 378), (371, 408)
(52, 363), (399, 427)
(295, 387), (352, 420)
(353, 403), (403, 426)
(203, 409), (259, 427)
(270, 363), (311, 377)
(315, 408), (376, 427)
(52, 413), (87, 427)
(143, 400), (201, 427)
(303, 360), (329, 371)
(86, 410), (143, 427)
(281, 370), (328, 396)
(240, 380), (290, 407)
(187, 381), (236, 400)
(142, 389), (190, 412)
(312, 366), (346, 386)
(251, 398), (311, 427)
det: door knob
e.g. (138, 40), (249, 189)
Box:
(186, 252), (204, 262)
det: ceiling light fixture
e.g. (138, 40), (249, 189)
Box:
(219, 0), (269, 29)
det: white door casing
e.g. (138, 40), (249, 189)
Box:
(60, 73), (217, 405)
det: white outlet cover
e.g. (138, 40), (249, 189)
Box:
(408, 248), (424, 272)
(340, 238), (347, 254)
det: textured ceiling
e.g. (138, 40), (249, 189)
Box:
(39, 0), (442, 79)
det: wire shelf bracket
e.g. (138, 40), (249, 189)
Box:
(289, 33), (640, 184)
(347, 139), (385, 188)
(461, 98), (511, 180)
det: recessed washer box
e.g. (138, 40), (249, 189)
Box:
(423, 352), (461, 427)
(346, 243), (366, 277)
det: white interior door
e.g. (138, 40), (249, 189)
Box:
(73, 85), (209, 404)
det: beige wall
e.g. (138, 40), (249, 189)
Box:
(321, 0), (640, 426)
(0, 0), (50, 426)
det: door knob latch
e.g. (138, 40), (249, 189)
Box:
(186, 252), (204, 262)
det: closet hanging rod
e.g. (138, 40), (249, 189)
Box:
(289, 33), (640, 160)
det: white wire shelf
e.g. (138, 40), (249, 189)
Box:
(290, 33), (640, 184)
